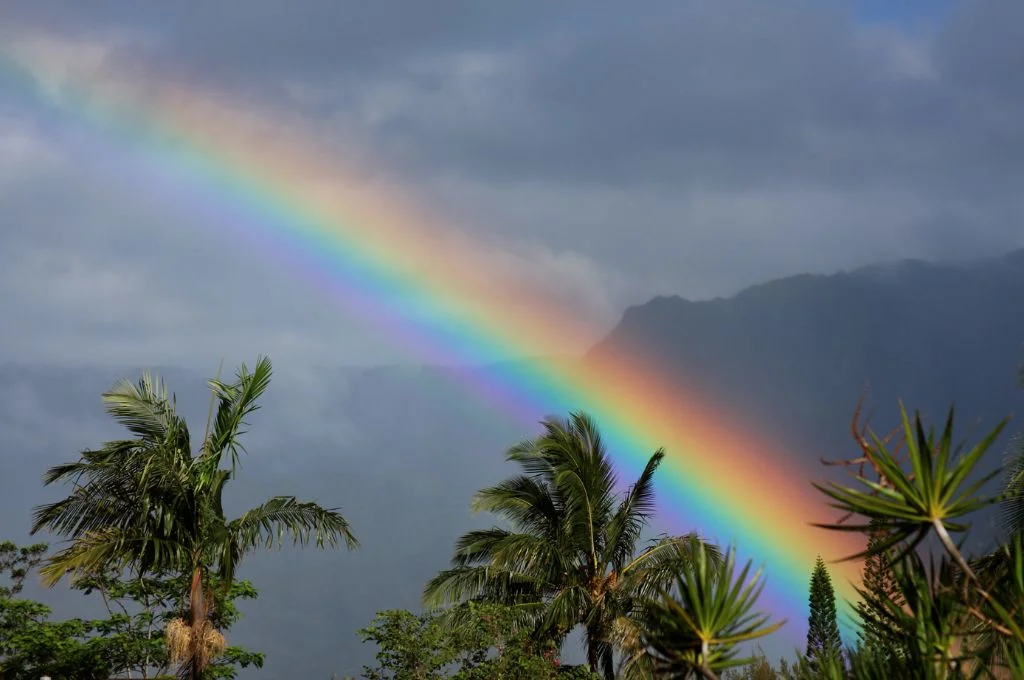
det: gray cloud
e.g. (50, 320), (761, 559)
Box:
(2, 0), (1024, 369)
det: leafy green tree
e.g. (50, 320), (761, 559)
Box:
(424, 411), (719, 680)
(1, 541), (262, 680)
(31, 357), (358, 679)
(637, 545), (784, 680)
(806, 556), (842, 671)
(74, 568), (264, 679)
(358, 609), (452, 680)
(356, 603), (599, 679)
(1, 540), (109, 680)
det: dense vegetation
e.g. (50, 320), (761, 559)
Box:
(3, 357), (1024, 678)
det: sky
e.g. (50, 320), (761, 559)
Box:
(2, 0), (1024, 370)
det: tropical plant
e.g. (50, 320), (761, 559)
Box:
(30, 357), (358, 679)
(812, 403), (1006, 578)
(810, 401), (1021, 678)
(423, 411), (720, 680)
(999, 369), (1024, 538)
(637, 545), (784, 680)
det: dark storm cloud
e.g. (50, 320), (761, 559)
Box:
(351, 0), (1023, 197)
(7, 0), (1022, 194)
(4, 0), (574, 78)
(2, 0), (1024, 362)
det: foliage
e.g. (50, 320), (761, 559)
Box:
(999, 369), (1024, 538)
(721, 396), (1024, 679)
(424, 411), (720, 679)
(356, 603), (600, 679)
(807, 402), (1021, 678)
(805, 556), (842, 671)
(721, 653), (781, 680)
(1, 539), (109, 679)
(73, 568), (264, 679)
(1, 541), (261, 680)
(30, 356), (357, 678)
(637, 545), (784, 680)
(15, 356), (1024, 679)
(852, 522), (905, 661)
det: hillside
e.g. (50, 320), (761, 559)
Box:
(589, 249), (1024, 476)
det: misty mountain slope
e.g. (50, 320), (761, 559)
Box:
(590, 249), (1024, 474)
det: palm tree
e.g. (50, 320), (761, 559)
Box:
(31, 356), (358, 679)
(424, 411), (719, 680)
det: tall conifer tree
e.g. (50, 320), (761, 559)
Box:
(806, 555), (842, 670)
(855, 522), (905, 659)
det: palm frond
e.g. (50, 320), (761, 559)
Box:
(423, 566), (543, 609)
(619, 533), (722, 600)
(101, 372), (191, 456)
(203, 355), (273, 474)
(812, 404), (1006, 569)
(471, 475), (561, 537)
(603, 449), (665, 569)
(640, 545), (785, 677)
(541, 584), (593, 635)
(39, 527), (189, 587)
(227, 495), (357, 554)
(1001, 432), (1024, 537)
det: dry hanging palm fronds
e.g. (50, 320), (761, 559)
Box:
(195, 619), (227, 668)
(166, 616), (227, 670)
(165, 617), (192, 663)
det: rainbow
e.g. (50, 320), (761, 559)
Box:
(1, 34), (865, 642)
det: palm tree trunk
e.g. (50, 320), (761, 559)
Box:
(585, 626), (616, 680)
(600, 646), (615, 680)
(189, 567), (204, 680)
(189, 567), (204, 627)
(586, 627), (600, 675)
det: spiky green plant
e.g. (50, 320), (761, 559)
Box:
(812, 403), (1006, 581)
(635, 545), (785, 680)
(809, 401), (1024, 678)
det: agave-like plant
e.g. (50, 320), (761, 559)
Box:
(812, 403), (1006, 581)
(634, 544), (784, 680)
(810, 401), (1024, 678)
